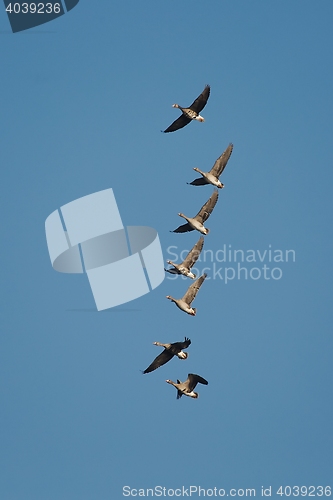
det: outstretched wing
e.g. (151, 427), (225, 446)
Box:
(195, 190), (219, 224)
(210, 143), (234, 178)
(188, 177), (209, 186)
(164, 267), (180, 275)
(182, 274), (207, 305)
(187, 373), (209, 391)
(172, 223), (194, 233)
(163, 115), (191, 133)
(176, 389), (183, 399)
(182, 237), (204, 268)
(189, 85), (210, 113)
(143, 350), (174, 374)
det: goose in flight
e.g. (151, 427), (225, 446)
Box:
(143, 337), (191, 374)
(163, 85), (210, 133)
(166, 373), (208, 399)
(165, 237), (204, 279)
(172, 190), (219, 235)
(166, 273), (207, 316)
(188, 143), (234, 189)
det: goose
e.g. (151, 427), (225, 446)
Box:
(166, 373), (208, 399)
(172, 190), (219, 235)
(163, 85), (210, 133)
(143, 337), (191, 374)
(188, 143), (234, 189)
(165, 237), (204, 279)
(166, 273), (207, 316)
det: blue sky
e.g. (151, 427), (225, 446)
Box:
(1, 1), (333, 498)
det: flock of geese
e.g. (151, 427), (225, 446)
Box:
(143, 85), (233, 400)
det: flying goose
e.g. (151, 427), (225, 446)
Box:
(172, 190), (219, 235)
(166, 273), (207, 316)
(166, 373), (208, 399)
(143, 337), (191, 374)
(163, 85), (210, 133)
(165, 237), (204, 279)
(188, 143), (234, 189)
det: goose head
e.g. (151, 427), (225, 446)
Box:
(166, 295), (174, 302)
(201, 227), (209, 235)
(177, 351), (188, 360)
(191, 392), (199, 399)
(217, 181), (224, 189)
(193, 167), (203, 174)
(195, 114), (204, 122)
(172, 104), (180, 108)
(178, 213), (188, 221)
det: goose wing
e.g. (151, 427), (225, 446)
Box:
(210, 143), (234, 177)
(195, 190), (219, 224)
(170, 337), (191, 354)
(174, 379), (187, 398)
(182, 274), (207, 305)
(176, 389), (183, 399)
(182, 237), (204, 268)
(164, 267), (180, 275)
(163, 115), (191, 133)
(186, 373), (209, 391)
(143, 349), (174, 374)
(188, 177), (209, 186)
(189, 85), (210, 113)
(172, 222), (194, 233)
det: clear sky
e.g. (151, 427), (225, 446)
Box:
(1, 1), (333, 499)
